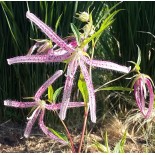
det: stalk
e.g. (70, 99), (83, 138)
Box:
(78, 108), (89, 153)
(56, 111), (75, 153)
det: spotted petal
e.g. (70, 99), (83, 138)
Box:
(45, 102), (84, 110)
(26, 11), (74, 53)
(134, 78), (154, 118)
(39, 110), (67, 144)
(24, 108), (41, 138)
(82, 56), (131, 73)
(4, 100), (36, 108)
(79, 60), (96, 123)
(7, 52), (72, 65)
(59, 59), (78, 120)
(35, 70), (63, 100)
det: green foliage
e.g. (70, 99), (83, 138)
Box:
(92, 131), (126, 153)
(112, 1), (155, 82)
(113, 131), (126, 153)
(70, 23), (81, 45)
(98, 86), (133, 92)
(48, 127), (68, 142)
(48, 85), (54, 102)
(52, 87), (63, 103)
(78, 73), (89, 104)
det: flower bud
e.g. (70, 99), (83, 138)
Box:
(83, 22), (95, 37)
(77, 12), (90, 22)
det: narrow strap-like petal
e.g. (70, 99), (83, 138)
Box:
(134, 78), (154, 118)
(144, 78), (154, 118)
(82, 56), (131, 73)
(24, 108), (41, 138)
(59, 60), (78, 120)
(7, 52), (72, 65)
(79, 60), (96, 123)
(4, 100), (36, 108)
(45, 102), (84, 110)
(140, 80), (145, 112)
(39, 110), (67, 144)
(26, 11), (74, 53)
(35, 70), (63, 99)
(134, 79), (143, 112)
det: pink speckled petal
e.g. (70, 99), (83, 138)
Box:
(39, 110), (67, 144)
(35, 70), (63, 100)
(79, 60), (96, 123)
(59, 60), (78, 120)
(24, 108), (41, 138)
(144, 78), (154, 118)
(7, 52), (72, 65)
(26, 11), (74, 53)
(82, 56), (131, 73)
(134, 78), (154, 118)
(4, 100), (36, 108)
(45, 102), (84, 110)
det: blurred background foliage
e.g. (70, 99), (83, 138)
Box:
(0, 1), (155, 126)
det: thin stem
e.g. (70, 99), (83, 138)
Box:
(95, 69), (134, 92)
(56, 111), (75, 153)
(60, 120), (76, 153)
(78, 109), (89, 153)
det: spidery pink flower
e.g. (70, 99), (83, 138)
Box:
(133, 74), (154, 118)
(4, 70), (84, 144)
(7, 11), (131, 123)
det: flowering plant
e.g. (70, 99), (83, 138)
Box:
(129, 46), (155, 118)
(5, 7), (132, 152)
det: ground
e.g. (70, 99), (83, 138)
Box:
(0, 114), (154, 153)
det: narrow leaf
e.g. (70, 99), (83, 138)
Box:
(48, 127), (68, 142)
(81, 10), (120, 47)
(55, 14), (63, 33)
(53, 87), (63, 103)
(136, 45), (141, 66)
(78, 73), (89, 103)
(70, 23), (80, 45)
(48, 85), (54, 102)
(99, 86), (133, 92)
(113, 131), (126, 153)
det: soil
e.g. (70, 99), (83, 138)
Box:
(0, 117), (154, 153)
(0, 120), (69, 153)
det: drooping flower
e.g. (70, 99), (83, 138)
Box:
(7, 11), (131, 123)
(133, 74), (154, 118)
(4, 70), (84, 144)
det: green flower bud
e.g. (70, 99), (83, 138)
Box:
(77, 12), (90, 22)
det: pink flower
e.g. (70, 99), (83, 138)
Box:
(4, 70), (84, 144)
(133, 74), (154, 118)
(7, 11), (131, 123)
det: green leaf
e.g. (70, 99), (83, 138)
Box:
(136, 45), (141, 66)
(70, 23), (81, 45)
(94, 141), (110, 153)
(113, 131), (126, 153)
(78, 73), (89, 103)
(48, 127), (68, 142)
(48, 85), (54, 102)
(1, 2), (19, 48)
(99, 86), (133, 92)
(55, 14), (63, 33)
(53, 87), (63, 103)
(81, 9), (121, 47)
(95, 2), (122, 32)
(105, 131), (110, 153)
